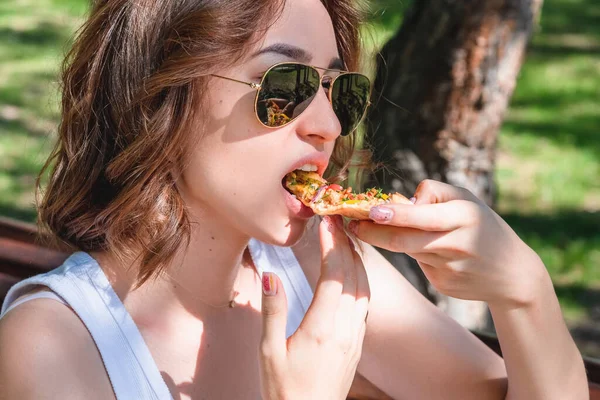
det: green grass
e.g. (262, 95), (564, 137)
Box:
(0, 0), (599, 350)
(496, 0), (600, 321)
(0, 0), (86, 221)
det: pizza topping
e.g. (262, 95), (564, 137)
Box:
(286, 170), (386, 206)
(284, 171), (327, 203)
(283, 169), (413, 219)
(312, 185), (328, 202)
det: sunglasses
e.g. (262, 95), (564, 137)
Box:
(212, 62), (371, 137)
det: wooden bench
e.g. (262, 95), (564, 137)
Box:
(0, 217), (68, 299)
(1, 216), (599, 399)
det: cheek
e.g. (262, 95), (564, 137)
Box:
(179, 94), (312, 243)
(180, 133), (278, 216)
(179, 144), (309, 245)
(183, 147), (257, 203)
(206, 86), (260, 143)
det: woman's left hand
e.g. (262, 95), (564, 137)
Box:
(347, 179), (549, 310)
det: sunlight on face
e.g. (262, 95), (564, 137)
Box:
(177, 0), (343, 246)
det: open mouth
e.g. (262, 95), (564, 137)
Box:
(282, 176), (293, 194)
(282, 169), (328, 205)
(281, 171), (318, 219)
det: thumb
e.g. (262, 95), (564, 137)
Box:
(261, 272), (288, 355)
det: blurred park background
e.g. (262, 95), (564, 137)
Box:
(0, 0), (599, 356)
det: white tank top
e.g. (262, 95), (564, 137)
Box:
(0, 238), (315, 400)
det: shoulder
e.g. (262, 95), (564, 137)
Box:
(0, 296), (115, 399)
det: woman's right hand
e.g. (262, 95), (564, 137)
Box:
(259, 215), (370, 400)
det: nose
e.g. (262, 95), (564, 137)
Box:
(293, 75), (342, 144)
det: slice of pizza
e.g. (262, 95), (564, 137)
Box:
(284, 170), (412, 220)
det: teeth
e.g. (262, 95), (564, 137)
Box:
(298, 164), (318, 172)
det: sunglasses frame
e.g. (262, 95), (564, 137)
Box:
(211, 61), (372, 136)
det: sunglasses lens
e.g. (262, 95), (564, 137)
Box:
(256, 64), (320, 128)
(331, 73), (371, 136)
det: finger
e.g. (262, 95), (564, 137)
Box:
(413, 179), (478, 205)
(405, 251), (450, 268)
(414, 261), (440, 288)
(348, 222), (446, 253)
(350, 318), (368, 367)
(352, 249), (370, 332)
(336, 238), (359, 333)
(413, 261), (467, 297)
(366, 200), (480, 232)
(301, 215), (354, 330)
(260, 272), (288, 358)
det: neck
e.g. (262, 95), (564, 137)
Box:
(164, 213), (255, 309)
(93, 201), (261, 318)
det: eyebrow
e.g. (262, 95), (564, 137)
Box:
(251, 43), (345, 70)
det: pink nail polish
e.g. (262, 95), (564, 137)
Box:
(262, 272), (277, 296)
(409, 197), (417, 204)
(369, 206), (393, 222)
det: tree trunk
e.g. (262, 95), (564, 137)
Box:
(367, 0), (543, 331)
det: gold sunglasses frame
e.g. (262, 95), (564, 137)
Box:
(211, 61), (372, 136)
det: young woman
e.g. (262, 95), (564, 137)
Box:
(0, 0), (587, 399)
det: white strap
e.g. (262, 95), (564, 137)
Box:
(1, 252), (173, 400)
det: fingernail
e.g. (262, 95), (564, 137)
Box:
(262, 272), (277, 296)
(348, 220), (358, 235)
(409, 197), (417, 204)
(369, 206), (394, 222)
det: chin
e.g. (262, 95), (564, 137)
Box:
(252, 215), (314, 248)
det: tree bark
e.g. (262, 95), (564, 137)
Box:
(367, 0), (543, 331)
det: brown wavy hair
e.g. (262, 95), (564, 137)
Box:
(36, 0), (373, 285)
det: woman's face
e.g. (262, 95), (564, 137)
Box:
(177, 0), (344, 246)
